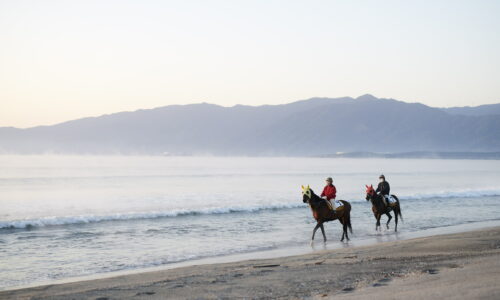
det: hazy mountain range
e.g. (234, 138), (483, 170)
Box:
(441, 103), (500, 116)
(1, 94), (499, 156)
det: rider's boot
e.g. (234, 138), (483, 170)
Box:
(383, 195), (393, 212)
(382, 195), (388, 207)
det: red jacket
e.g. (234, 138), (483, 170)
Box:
(321, 184), (337, 200)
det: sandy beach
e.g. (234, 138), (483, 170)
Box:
(2, 226), (500, 300)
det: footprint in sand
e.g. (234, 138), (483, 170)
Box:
(373, 277), (392, 287)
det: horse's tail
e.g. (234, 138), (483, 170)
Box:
(392, 195), (403, 222)
(341, 200), (353, 233)
(347, 214), (353, 233)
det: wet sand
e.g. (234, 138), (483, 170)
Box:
(2, 227), (500, 300)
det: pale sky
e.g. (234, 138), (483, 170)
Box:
(1, 0), (499, 128)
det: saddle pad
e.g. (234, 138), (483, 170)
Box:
(334, 200), (344, 211)
(387, 196), (397, 207)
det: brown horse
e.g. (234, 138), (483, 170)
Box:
(365, 185), (403, 231)
(302, 185), (352, 242)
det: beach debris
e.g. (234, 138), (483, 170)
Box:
(424, 268), (439, 275)
(253, 264), (280, 268)
(445, 263), (460, 269)
(135, 291), (156, 296)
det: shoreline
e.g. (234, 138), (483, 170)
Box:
(3, 219), (500, 293)
(3, 220), (500, 293)
(2, 224), (500, 299)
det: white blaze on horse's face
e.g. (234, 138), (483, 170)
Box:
(301, 185), (312, 199)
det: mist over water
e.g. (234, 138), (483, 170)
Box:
(1, 155), (500, 290)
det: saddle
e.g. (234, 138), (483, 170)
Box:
(325, 199), (344, 212)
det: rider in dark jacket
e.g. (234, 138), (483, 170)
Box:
(376, 175), (390, 206)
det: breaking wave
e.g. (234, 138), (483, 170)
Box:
(398, 189), (500, 200)
(2, 188), (500, 230)
(0, 203), (304, 229)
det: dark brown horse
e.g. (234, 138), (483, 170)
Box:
(302, 185), (352, 242)
(365, 185), (403, 231)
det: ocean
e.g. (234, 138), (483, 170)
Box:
(1, 155), (500, 290)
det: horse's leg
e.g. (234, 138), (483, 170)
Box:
(376, 214), (382, 231)
(340, 218), (346, 242)
(394, 208), (399, 232)
(385, 212), (392, 230)
(320, 223), (327, 242)
(343, 217), (349, 241)
(312, 223), (320, 241)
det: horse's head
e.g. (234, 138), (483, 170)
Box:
(301, 185), (312, 203)
(365, 184), (375, 201)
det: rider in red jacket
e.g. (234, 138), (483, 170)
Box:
(321, 177), (337, 209)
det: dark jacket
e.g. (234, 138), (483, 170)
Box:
(376, 181), (390, 195)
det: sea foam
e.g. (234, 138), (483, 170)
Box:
(2, 188), (500, 229)
(0, 202), (304, 229)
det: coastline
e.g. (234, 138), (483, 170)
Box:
(3, 219), (500, 292)
(3, 224), (500, 299)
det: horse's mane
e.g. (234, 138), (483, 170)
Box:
(370, 192), (385, 208)
(309, 189), (323, 203)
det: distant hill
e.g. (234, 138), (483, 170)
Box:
(441, 103), (500, 116)
(1, 95), (499, 155)
(318, 151), (500, 160)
